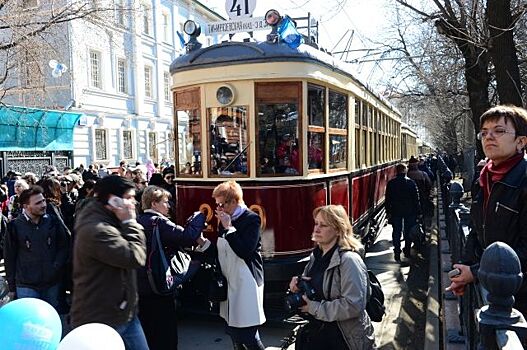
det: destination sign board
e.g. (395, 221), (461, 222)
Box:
(205, 16), (269, 36)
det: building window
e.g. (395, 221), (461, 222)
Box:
(144, 66), (153, 98)
(22, 0), (38, 8)
(141, 3), (152, 35)
(162, 12), (170, 42)
(89, 50), (102, 89)
(149, 132), (157, 160)
(123, 130), (133, 159)
(114, 0), (125, 26)
(20, 48), (43, 88)
(95, 129), (108, 160)
(163, 72), (171, 102)
(117, 58), (127, 93)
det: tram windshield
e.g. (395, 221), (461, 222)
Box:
(209, 106), (249, 176)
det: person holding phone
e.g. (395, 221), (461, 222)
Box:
(212, 180), (266, 350)
(71, 176), (148, 350)
(447, 105), (527, 315)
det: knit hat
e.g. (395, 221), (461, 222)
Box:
(162, 166), (175, 177)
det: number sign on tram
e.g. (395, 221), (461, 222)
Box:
(225, 0), (257, 19)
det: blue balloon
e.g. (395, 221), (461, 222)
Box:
(0, 298), (62, 350)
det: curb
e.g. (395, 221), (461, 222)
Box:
(424, 195), (441, 350)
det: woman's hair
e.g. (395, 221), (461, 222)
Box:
(141, 185), (171, 210)
(480, 105), (527, 136)
(37, 177), (62, 205)
(313, 205), (363, 252)
(14, 179), (29, 191)
(212, 180), (244, 204)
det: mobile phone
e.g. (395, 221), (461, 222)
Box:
(448, 268), (461, 278)
(108, 196), (124, 208)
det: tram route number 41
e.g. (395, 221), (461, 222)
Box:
(225, 0), (257, 19)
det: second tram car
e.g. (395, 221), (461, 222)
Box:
(170, 18), (416, 303)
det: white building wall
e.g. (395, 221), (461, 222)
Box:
(66, 0), (222, 168)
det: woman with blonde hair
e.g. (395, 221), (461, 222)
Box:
(289, 205), (375, 349)
(212, 180), (266, 350)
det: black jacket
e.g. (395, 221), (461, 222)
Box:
(464, 158), (527, 309)
(136, 210), (204, 296)
(385, 173), (421, 217)
(219, 209), (264, 287)
(4, 212), (69, 292)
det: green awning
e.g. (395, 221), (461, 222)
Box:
(0, 105), (82, 151)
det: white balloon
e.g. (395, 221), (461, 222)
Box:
(57, 323), (125, 350)
(48, 59), (58, 69)
(51, 68), (61, 78)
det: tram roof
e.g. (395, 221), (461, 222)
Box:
(170, 41), (400, 116)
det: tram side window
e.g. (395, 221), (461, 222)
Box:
(257, 103), (300, 176)
(329, 90), (348, 169)
(177, 109), (202, 176)
(308, 84), (325, 171)
(208, 106), (249, 176)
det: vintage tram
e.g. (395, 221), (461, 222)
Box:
(170, 18), (414, 304)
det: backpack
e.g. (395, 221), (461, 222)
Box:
(146, 218), (191, 296)
(328, 252), (386, 322)
(365, 270), (386, 322)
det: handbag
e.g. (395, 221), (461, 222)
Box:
(147, 218), (191, 296)
(207, 257), (228, 302)
(365, 270), (385, 322)
(408, 223), (425, 244)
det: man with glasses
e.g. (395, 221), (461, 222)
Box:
(447, 105), (527, 315)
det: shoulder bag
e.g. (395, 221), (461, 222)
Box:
(147, 218), (191, 296)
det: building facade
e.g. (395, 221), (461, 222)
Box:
(1, 0), (222, 170)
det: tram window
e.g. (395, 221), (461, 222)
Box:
(308, 132), (324, 170)
(329, 134), (347, 169)
(257, 103), (300, 176)
(176, 109), (202, 176)
(354, 99), (361, 125)
(362, 103), (368, 127)
(208, 106), (249, 177)
(308, 84), (325, 127)
(328, 90), (347, 129)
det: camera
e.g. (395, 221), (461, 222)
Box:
(284, 279), (316, 312)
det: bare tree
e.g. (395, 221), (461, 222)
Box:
(0, 0), (130, 106)
(487, 0), (524, 105)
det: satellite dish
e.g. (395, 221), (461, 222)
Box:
(49, 60), (68, 78)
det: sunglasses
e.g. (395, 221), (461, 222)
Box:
(164, 176), (174, 180)
(216, 202), (226, 208)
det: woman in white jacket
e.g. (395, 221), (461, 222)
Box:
(213, 180), (266, 350)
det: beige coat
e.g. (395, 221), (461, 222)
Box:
(303, 248), (376, 350)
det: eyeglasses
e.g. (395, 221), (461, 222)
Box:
(477, 127), (516, 140)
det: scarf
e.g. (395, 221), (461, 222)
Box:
(231, 203), (248, 221)
(479, 153), (524, 210)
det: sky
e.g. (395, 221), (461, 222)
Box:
(199, 0), (394, 89)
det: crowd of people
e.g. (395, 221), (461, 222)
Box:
(1, 103), (527, 350)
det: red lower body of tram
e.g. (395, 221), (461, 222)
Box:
(176, 163), (396, 312)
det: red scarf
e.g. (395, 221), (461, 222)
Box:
(479, 153), (524, 210)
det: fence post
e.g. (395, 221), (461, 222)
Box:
(477, 242), (527, 349)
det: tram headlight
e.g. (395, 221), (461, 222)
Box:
(183, 20), (201, 37)
(216, 85), (235, 106)
(183, 20), (202, 53)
